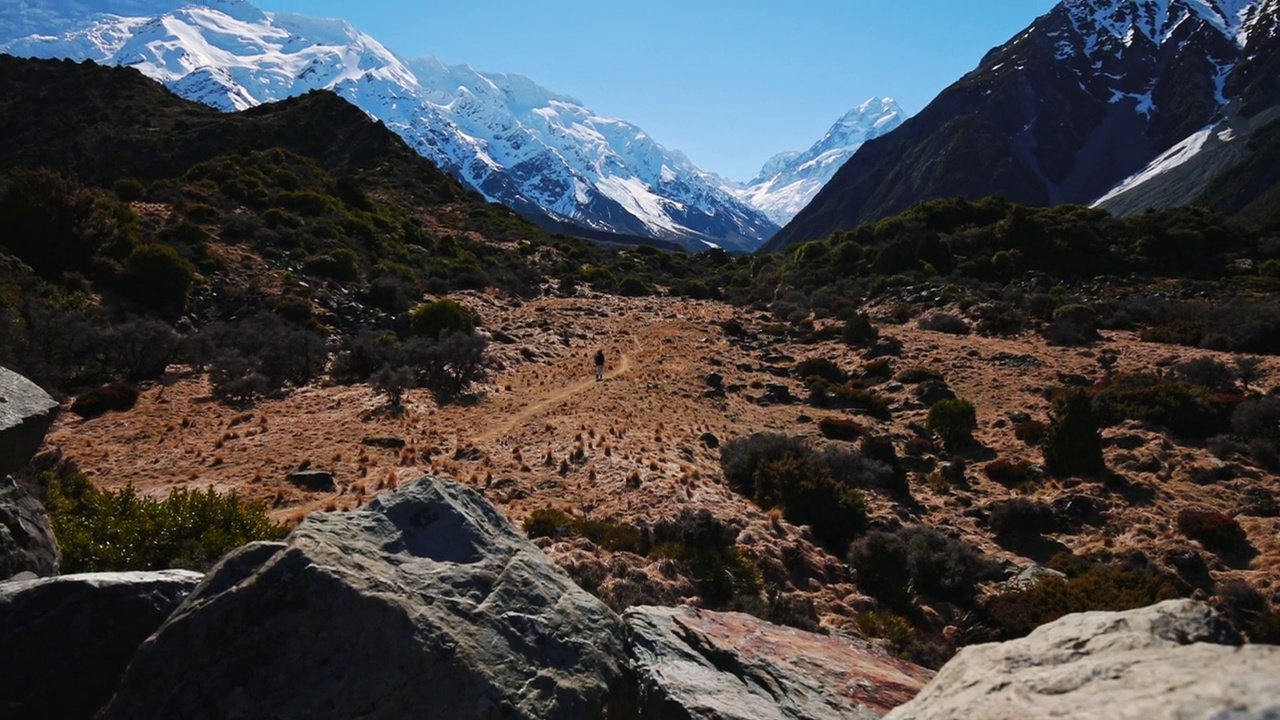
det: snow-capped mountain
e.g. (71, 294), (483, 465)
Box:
(721, 98), (904, 226)
(0, 0), (778, 251)
(768, 0), (1277, 251)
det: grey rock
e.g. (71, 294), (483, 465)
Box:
(626, 605), (931, 720)
(883, 600), (1280, 720)
(0, 570), (202, 720)
(0, 366), (60, 476)
(915, 381), (955, 408)
(285, 469), (335, 491)
(1000, 563), (1065, 592)
(0, 476), (59, 579)
(98, 476), (629, 720)
(705, 372), (724, 389)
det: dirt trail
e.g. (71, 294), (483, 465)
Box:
(478, 351), (634, 442)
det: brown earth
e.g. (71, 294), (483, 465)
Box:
(44, 290), (1280, 637)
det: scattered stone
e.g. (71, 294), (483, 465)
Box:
(98, 477), (629, 720)
(863, 337), (904, 360)
(705, 372), (724, 389)
(915, 381), (956, 407)
(796, 415), (813, 424)
(1235, 487), (1278, 518)
(0, 366), (60, 477)
(1163, 548), (1214, 593)
(1008, 412), (1031, 424)
(285, 469), (335, 491)
(626, 605), (932, 720)
(0, 570), (203, 720)
(453, 446), (484, 462)
(1001, 563), (1066, 592)
(0, 477), (59, 580)
(883, 600), (1280, 720)
(361, 437), (406, 450)
(990, 353), (1041, 369)
(760, 384), (795, 405)
(699, 432), (720, 449)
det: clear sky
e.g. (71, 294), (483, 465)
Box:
(253, 0), (1059, 181)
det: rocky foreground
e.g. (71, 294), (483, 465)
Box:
(3, 473), (1277, 719)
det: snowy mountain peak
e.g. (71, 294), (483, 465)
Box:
(0, 0), (778, 250)
(723, 97), (906, 226)
(1062, 0), (1257, 48)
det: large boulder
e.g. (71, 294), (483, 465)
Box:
(883, 599), (1280, 720)
(0, 476), (59, 579)
(0, 570), (203, 720)
(0, 366), (59, 476)
(98, 476), (630, 720)
(626, 605), (933, 720)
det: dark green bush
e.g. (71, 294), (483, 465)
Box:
(719, 433), (810, 497)
(849, 526), (997, 607)
(795, 357), (845, 383)
(43, 472), (286, 573)
(842, 312), (879, 345)
(926, 398), (977, 448)
(523, 507), (575, 539)
(120, 243), (196, 312)
(1092, 373), (1230, 439)
(752, 454), (867, 552)
(411, 298), (475, 338)
(1042, 390), (1105, 476)
(617, 276), (651, 297)
(986, 566), (1177, 639)
(523, 508), (640, 553)
(70, 383), (140, 419)
(649, 509), (761, 608)
(983, 458), (1039, 488)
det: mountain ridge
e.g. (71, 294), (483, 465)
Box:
(0, 0), (778, 252)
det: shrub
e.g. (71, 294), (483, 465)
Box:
(926, 398), (977, 448)
(410, 298), (475, 338)
(986, 566), (1177, 639)
(403, 332), (491, 401)
(617, 276), (651, 297)
(303, 248), (360, 281)
(918, 312), (970, 335)
(848, 526), (997, 607)
(523, 507), (575, 539)
(854, 608), (916, 653)
(371, 365), (415, 408)
(43, 472), (286, 573)
(1092, 373), (1229, 439)
(818, 444), (899, 494)
(1043, 304), (1099, 345)
(1176, 509), (1250, 556)
(842, 312), (879, 345)
(719, 318), (746, 337)
(70, 383), (140, 419)
(1014, 419), (1048, 445)
(816, 384), (894, 420)
(120, 243), (196, 313)
(795, 357), (845, 383)
(720, 433), (810, 497)
(983, 458), (1039, 488)
(1042, 390), (1105, 477)
(989, 498), (1055, 537)
(861, 358), (894, 381)
(649, 509), (760, 608)
(858, 436), (909, 495)
(1176, 357), (1237, 392)
(113, 178), (147, 202)
(818, 416), (866, 441)
(752, 454), (867, 552)
(1232, 397), (1280, 440)
(896, 367), (943, 384)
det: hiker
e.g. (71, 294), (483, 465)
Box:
(594, 349), (605, 381)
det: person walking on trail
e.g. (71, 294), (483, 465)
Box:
(594, 349), (605, 382)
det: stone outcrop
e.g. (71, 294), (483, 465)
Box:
(0, 476), (59, 579)
(626, 605), (932, 720)
(0, 570), (203, 720)
(0, 366), (59, 476)
(883, 599), (1280, 720)
(98, 476), (629, 720)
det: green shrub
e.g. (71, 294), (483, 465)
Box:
(854, 608), (916, 653)
(70, 383), (140, 419)
(752, 454), (867, 552)
(815, 384), (893, 420)
(113, 178), (147, 202)
(649, 509), (760, 608)
(43, 472), (286, 573)
(861, 358), (894, 381)
(303, 248), (360, 281)
(719, 318), (746, 337)
(523, 507), (575, 539)
(926, 398), (977, 448)
(719, 433), (810, 497)
(1042, 389), (1105, 476)
(1176, 509), (1250, 556)
(1092, 373), (1230, 439)
(617, 276), (651, 297)
(795, 357), (845, 383)
(983, 458), (1039, 488)
(986, 566), (1177, 639)
(848, 526), (997, 607)
(1044, 304), (1099, 345)
(410, 298), (475, 338)
(842, 312), (879, 345)
(120, 243), (196, 312)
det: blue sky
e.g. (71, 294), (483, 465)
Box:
(254, 1), (1059, 180)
